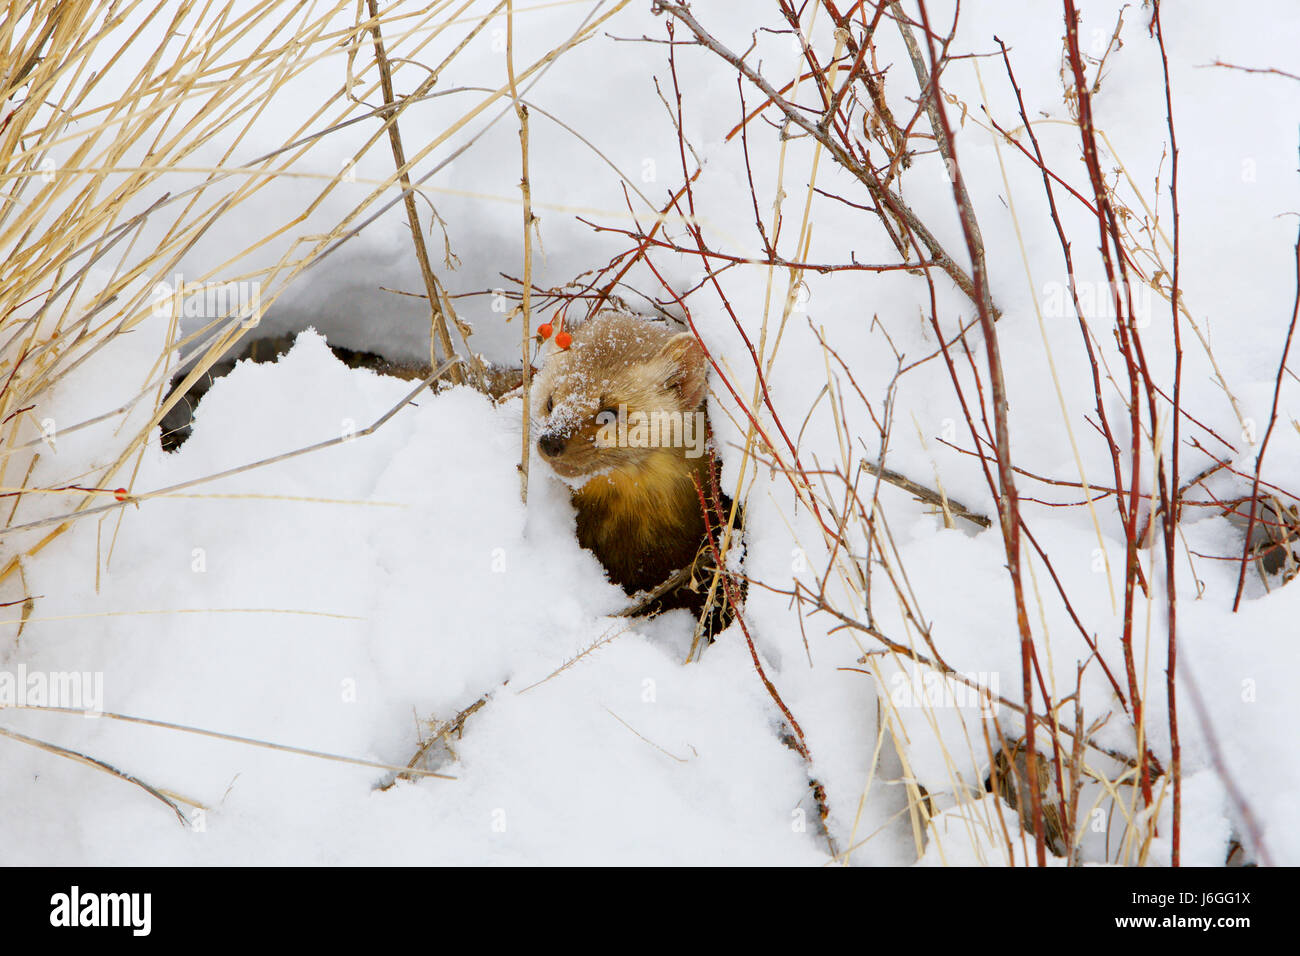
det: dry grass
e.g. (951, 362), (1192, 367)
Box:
(0, 0), (605, 814)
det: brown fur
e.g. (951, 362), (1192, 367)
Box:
(531, 312), (717, 598)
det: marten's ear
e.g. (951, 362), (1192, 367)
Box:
(658, 333), (709, 409)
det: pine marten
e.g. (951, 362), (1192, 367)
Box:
(531, 311), (735, 615)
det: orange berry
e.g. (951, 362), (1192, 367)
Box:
(537, 323), (553, 339)
(113, 487), (128, 501)
(555, 330), (572, 349)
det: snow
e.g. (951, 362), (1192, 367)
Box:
(2, 0), (1298, 865)
(2, 325), (826, 864)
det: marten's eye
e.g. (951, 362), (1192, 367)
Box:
(545, 394), (554, 414)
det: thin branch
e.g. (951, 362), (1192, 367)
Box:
(363, 0), (463, 383)
(915, 0), (1044, 864)
(0, 724), (190, 825)
(506, 0), (536, 503)
(655, 1), (992, 316)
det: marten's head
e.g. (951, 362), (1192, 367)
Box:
(531, 312), (709, 485)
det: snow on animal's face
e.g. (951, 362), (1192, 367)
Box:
(531, 313), (708, 483)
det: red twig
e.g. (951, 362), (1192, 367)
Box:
(1061, 0), (1156, 813)
(1150, 0), (1183, 865)
(915, 0), (1045, 864)
(693, 472), (810, 759)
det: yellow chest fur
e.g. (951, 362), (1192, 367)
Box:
(574, 449), (707, 543)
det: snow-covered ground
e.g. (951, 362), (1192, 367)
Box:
(1, 0), (1297, 865)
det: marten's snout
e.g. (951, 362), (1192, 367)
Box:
(538, 432), (567, 458)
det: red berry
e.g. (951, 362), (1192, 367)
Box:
(113, 487), (128, 501)
(537, 323), (553, 339)
(555, 331), (572, 349)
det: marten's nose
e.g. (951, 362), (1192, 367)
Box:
(538, 432), (566, 457)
